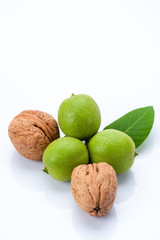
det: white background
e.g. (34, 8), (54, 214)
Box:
(0, 0), (160, 239)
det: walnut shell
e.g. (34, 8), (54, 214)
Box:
(8, 110), (59, 161)
(71, 162), (118, 217)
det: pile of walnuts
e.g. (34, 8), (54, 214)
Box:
(8, 109), (118, 217)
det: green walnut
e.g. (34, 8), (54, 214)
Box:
(88, 129), (136, 174)
(42, 137), (89, 181)
(58, 94), (101, 140)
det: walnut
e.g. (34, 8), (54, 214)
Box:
(8, 110), (59, 161)
(71, 162), (118, 217)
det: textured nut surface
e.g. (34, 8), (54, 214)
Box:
(71, 162), (118, 217)
(8, 110), (59, 161)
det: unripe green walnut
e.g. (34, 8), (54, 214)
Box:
(43, 137), (89, 181)
(58, 94), (101, 140)
(88, 129), (136, 174)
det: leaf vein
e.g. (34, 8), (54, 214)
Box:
(124, 108), (151, 133)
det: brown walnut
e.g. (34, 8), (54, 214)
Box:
(8, 110), (59, 161)
(71, 162), (118, 217)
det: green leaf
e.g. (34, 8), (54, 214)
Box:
(104, 106), (155, 148)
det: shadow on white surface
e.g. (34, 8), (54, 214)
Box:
(42, 173), (73, 209)
(10, 151), (45, 191)
(72, 204), (117, 240)
(115, 170), (136, 204)
(10, 151), (73, 209)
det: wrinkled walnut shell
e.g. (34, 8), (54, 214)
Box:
(71, 162), (118, 217)
(8, 110), (59, 161)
